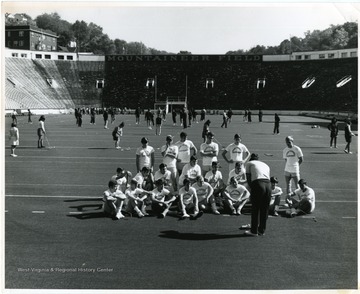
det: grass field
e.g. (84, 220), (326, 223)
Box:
(3, 112), (358, 292)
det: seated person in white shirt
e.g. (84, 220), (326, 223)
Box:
(192, 175), (220, 215)
(287, 179), (315, 217)
(102, 180), (127, 220)
(228, 161), (250, 191)
(204, 161), (226, 206)
(178, 155), (202, 188)
(154, 163), (175, 194)
(178, 178), (203, 220)
(269, 176), (283, 216)
(151, 179), (177, 218)
(223, 177), (250, 215)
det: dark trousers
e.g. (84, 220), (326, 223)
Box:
(250, 179), (271, 235)
(273, 122), (279, 134)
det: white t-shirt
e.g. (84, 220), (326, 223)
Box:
(294, 186), (315, 212)
(192, 182), (213, 202)
(152, 187), (170, 202)
(228, 168), (247, 185)
(133, 172), (145, 187)
(125, 187), (144, 200)
(103, 189), (126, 202)
(136, 145), (155, 169)
(111, 175), (128, 193)
(204, 170), (223, 188)
(200, 142), (219, 166)
(154, 170), (172, 186)
(225, 184), (250, 202)
(179, 186), (197, 205)
(161, 144), (179, 168)
(179, 163), (202, 185)
(271, 186), (283, 198)
(225, 142), (249, 162)
(283, 145), (303, 173)
(175, 140), (196, 163)
(245, 160), (270, 182)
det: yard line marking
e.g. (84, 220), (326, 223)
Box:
(32, 211), (45, 214)
(6, 194), (102, 199)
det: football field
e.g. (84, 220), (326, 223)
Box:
(4, 112), (358, 292)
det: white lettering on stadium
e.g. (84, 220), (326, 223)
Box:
(106, 55), (262, 62)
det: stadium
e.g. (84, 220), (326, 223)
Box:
(2, 8), (359, 294)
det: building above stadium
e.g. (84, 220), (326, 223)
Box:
(5, 25), (58, 52)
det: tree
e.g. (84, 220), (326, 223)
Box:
(72, 20), (89, 52)
(35, 13), (73, 47)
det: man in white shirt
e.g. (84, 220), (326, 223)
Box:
(222, 133), (250, 172)
(287, 179), (315, 217)
(283, 136), (303, 197)
(136, 137), (155, 173)
(151, 179), (177, 218)
(178, 178), (203, 220)
(179, 156), (202, 188)
(204, 161), (225, 203)
(200, 132), (219, 175)
(228, 161), (249, 191)
(161, 135), (179, 188)
(223, 177), (250, 215)
(154, 163), (175, 193)
(192, 175), (220, 215)
(174, 132), (197, 175)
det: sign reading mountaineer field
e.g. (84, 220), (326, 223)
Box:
(105, 55), (263, 62)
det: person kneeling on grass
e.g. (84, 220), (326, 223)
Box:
(178, 178), (203, 220)
(151, 179), (177, 218)
(103, 180), (126, 220)
(287, 179), (315, 218)
(223, 177), (250, 215)
(124, 179), (153, 218)
(192, 175), (220, 215)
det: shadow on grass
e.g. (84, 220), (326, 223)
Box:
(159, 230), (248, 240)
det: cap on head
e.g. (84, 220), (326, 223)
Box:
(141, 137), (149, 144)
(234, 133), (241, 139)
(250, 153), (259, 161)
(270, 176), (278, 183)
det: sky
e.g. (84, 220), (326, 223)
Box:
(3, 2), (360, 54)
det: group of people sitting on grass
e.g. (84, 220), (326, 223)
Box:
(102, 130), (315, 220)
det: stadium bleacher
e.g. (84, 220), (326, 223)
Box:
(5, 55), (357, 112)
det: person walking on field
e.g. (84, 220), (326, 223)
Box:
(28, 109), (33, 124)
(37, 115), (46, 148)
(9, 123), (19, 157)
(103, 108), (109, 129)
(244, 153), (271, 236)
(327, 117), (339, 148)
(344, 118), (355, 154)
(273, 113), (280, 134)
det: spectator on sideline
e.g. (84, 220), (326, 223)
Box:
(201, 120), (211, 142)
(103, 108), (109, 129)
(344, 118), (355, 154)
(327, 117), (339, 148)
(28, 109), (33, 124)
(273, 113), (280, 135)
(9, 123), (19, 157)
(37, 115), (46, 148)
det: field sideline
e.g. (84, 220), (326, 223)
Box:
(3, 113), (358, 292)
